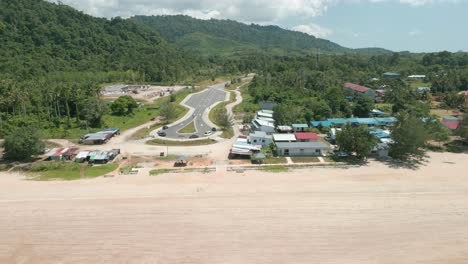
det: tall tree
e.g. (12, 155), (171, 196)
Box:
(389, 113), (429, 162)
(352, 96), (374, 118)
(336, 124), (376, 160)
(2, 125), (45, 161)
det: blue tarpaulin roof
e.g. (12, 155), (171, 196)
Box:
(375, 117), (397, 125)
(311, 121), (332, 127)
(328, 118), (347, 125)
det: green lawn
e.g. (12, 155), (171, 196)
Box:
(290, 156), (320, 163)
(260, 165), (289, 173)
(408, 80), (431, 89)
(147, 138), (217, 146)
(43, 87), (196, 140)
(178, 122), (196, 134)
(149, 168), (175, 176)
(26, 162), (118, 181)
(263, 157), (288, 164)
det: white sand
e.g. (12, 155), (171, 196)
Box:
(1, 152), (467, 263)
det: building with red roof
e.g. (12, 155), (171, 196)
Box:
(343, 82), (376, 99)
(294, 132), (318, 142)
(442, 121), (460, 130)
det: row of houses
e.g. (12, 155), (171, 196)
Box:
(45, 147), (80, 161)
(311, 117), (397, 128)
(75, 149), (120, 164)
(79, 128), (120, 145)
(231, 131), (330, 158)
(45, 147), (120, 164)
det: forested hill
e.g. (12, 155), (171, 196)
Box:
(130, 15), (353, 56)
(0, 0), (199, 82)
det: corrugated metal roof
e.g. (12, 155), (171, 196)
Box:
(276, 141), (329, 149)
(295, 132), (318, 140)
(344, 82), (370, 93)
(273, 133), (297, 142)
(292, 124), (308, 128)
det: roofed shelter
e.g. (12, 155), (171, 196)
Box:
(343, 83), (376, 99)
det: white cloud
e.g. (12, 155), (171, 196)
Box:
(408, 29), (422, 36)
(292, 24), (333, 38)
(399, 0), (459, 6)
(50, 0), (334, 23)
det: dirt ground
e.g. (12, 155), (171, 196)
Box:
(1, 152), (468, 264)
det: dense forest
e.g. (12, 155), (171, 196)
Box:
(131, 15), (354, 56)
(0, 0), (467, 145)
(245, 51), (468, 125)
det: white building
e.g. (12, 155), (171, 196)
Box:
(252, 118), (275, 134)
(276, 142), (330, 156)
(248, 131), (273, 147)
(272, 133), (297, 142)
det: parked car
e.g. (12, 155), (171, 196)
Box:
(211, 127), (217, 132)
(204, 131), (212, 136)
(162, 125), (169, 130)
(189, 134), (199, 139)
(157, 131), (167, 137)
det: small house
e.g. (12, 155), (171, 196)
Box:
(75, 151), (90, 163)
(383, 72), (401, 78)
(292, 123), (308, 132)
(248, 131), (273, 147)
(80, 133), (109, 145)
(252, 119), (275, 134)
(277, 125), (293, 133)
(343, 83), (376, 99)
(276, 141), (330, 157)
(272, 133), (296, 142)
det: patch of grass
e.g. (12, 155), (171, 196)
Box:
(263, 157), (287, 164)
(260, 165), (289, 173)
(408, 80), (431, 89)
(430, 109), (457, 119)
(233, 84), (259, 116)
(178, 122), (197, 134)
(290, 156), (320, 163)
(129, 104), (187, 140)
(149, 168), (175, 176)
(221, 127), (234, 139)
(157, 154), (178, 160)
(130, 123), (161, 140)
(147, 138), (217, 146)
(43, 88), (195, 140)
(26, 162), (118, 181)
(0, 163), (13, 171)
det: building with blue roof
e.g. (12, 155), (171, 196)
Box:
(328, 118), (347, 126)
(310, 120), (332, 127)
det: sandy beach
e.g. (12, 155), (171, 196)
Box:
(1, 151), (468, 263)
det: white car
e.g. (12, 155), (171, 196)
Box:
(204, 131), (213, 136)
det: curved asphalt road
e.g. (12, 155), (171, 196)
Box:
(160, 82), (228, 139)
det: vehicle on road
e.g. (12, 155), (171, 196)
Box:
(189, 134), (199, 139)
(204, 131), (212, 136)
(157, 131), (167, 137)
(162, 125), (169, 130)
(211, 127), (217, 132)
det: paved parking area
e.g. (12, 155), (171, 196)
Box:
(161, 82), (227, 139)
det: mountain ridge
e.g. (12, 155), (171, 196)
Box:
(130, 15), (393, 57)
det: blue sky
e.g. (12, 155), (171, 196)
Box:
(53, 0), (468, 52)
(289, 1), (468, 52)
